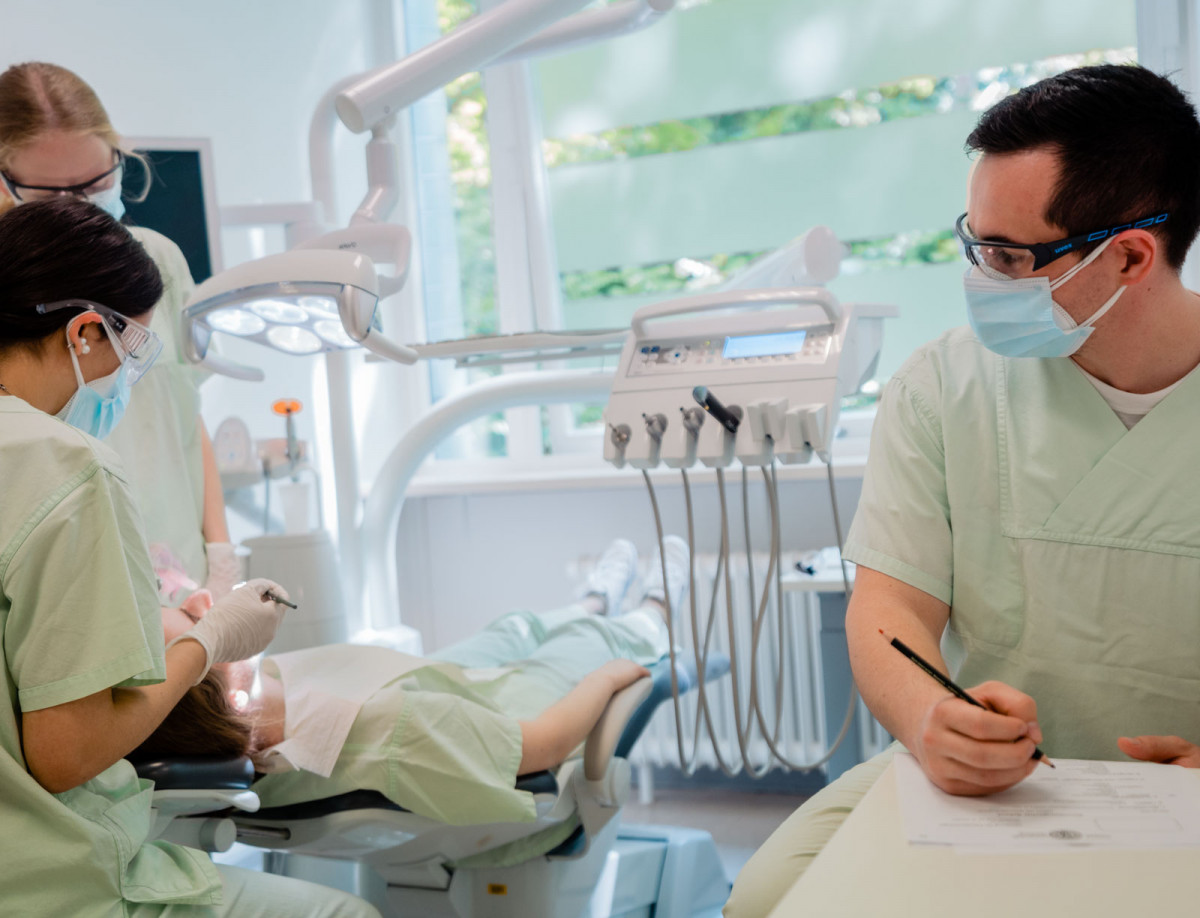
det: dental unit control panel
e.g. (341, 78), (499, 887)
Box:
(603, 286), (896, 470)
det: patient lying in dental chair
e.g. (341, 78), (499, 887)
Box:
(136, 537), (689, 828)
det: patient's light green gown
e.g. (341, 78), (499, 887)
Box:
(251, 603), (670, 853)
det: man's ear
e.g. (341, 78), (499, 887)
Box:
(1113, 229), (1157, 285)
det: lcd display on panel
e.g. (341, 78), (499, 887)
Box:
(722, 330), (808, 359)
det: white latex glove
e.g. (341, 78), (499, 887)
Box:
(168, 578), (289, 683)
(203, 541), (242, 600)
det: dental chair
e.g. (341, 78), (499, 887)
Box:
(135, 654), (731, 918)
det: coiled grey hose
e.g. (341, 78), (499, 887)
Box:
(640, 445), (859, 776)
(642, 468), (725, 776)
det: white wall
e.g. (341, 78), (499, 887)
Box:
(2, 0), (375, 211)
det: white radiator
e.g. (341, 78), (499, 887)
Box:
(620, 552), (890, 778)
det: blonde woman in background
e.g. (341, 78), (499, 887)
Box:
(0, 61), (240, 601)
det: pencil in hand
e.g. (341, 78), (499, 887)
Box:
(879, 629), (1053, 768)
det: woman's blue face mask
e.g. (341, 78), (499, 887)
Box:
(54, 320), (136, 439)
(963, 236), (1125, 358)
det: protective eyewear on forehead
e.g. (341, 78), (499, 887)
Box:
(36, 299), (162, 383)
(954, 211), (1169, 277)
(1, 150), (123, 203)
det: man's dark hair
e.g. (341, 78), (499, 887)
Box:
(966, 64), (1200, 269)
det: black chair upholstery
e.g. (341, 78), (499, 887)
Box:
(131, 754), (256, 790)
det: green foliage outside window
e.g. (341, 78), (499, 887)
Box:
(541, 48), (1132, 170)
(543, 76), (953, 169)
(432, 0), (1135, 447)
(435, 1), (1133, 325)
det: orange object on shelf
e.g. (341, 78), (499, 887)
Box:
(272, 399), (303, 416)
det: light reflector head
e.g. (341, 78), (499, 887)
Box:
(184, 249), (381, 362)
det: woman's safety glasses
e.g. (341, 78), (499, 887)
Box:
(954, 211), (1169, 278)
(36, 299), (162, 383)
(1, 150), (123, 203)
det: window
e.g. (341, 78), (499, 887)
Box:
(404, 0), (1138, 468)
(406, 0), (507, 460)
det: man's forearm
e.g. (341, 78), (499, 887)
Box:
(845, 566), (953, 749)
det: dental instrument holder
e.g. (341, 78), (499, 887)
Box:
(273, 399), (304, 482)
(245, 458), (350, 652)
(269, 399), (314, 536)
(239, 399), (350, 654)
(603, 287), (896, 472)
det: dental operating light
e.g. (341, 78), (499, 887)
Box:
(184, 224), (417, 376)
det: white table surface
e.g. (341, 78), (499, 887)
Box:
(770, 760), (1200, 917)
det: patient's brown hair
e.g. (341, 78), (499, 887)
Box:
(132, 669), (252, 760)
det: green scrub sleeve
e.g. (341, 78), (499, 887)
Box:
(843, 360), (954, 606)
(4, 463), (165, 712)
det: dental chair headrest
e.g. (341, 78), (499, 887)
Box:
(131, 755), (257, 790)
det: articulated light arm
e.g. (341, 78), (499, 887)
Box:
(336, 0), (616, 134)
(293, 224), (417, 364)
(491, 0), (676, 66)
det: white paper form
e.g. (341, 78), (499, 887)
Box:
(894, 750), (1200, 852)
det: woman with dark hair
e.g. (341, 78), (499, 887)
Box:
(0, 198), (380, 917)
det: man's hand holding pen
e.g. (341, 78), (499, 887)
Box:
(911, 679), (1045, 797)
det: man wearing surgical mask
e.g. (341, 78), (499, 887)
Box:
(726, 63), (1200, 918)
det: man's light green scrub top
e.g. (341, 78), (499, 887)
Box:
(0, 398), (221, 915)
(844, 326), (1200, 760)
(105, 227), (209, 588)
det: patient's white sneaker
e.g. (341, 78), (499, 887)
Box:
(579, 538), (639, 615)
(642, 535), (690, 616)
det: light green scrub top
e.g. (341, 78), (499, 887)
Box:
(105, 226), (209, 587)
(252, 647), (530, 827)
(0, 398), (221, 915)
(844, 326), (1200, 760)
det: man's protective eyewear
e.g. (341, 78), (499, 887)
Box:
(954, 211), (1169, 277)
(1, 150), (123, 203)
(36, 299), (162, 383)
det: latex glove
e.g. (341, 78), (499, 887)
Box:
(168, 578), (289, 682)
(203, 541), (241, 600)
